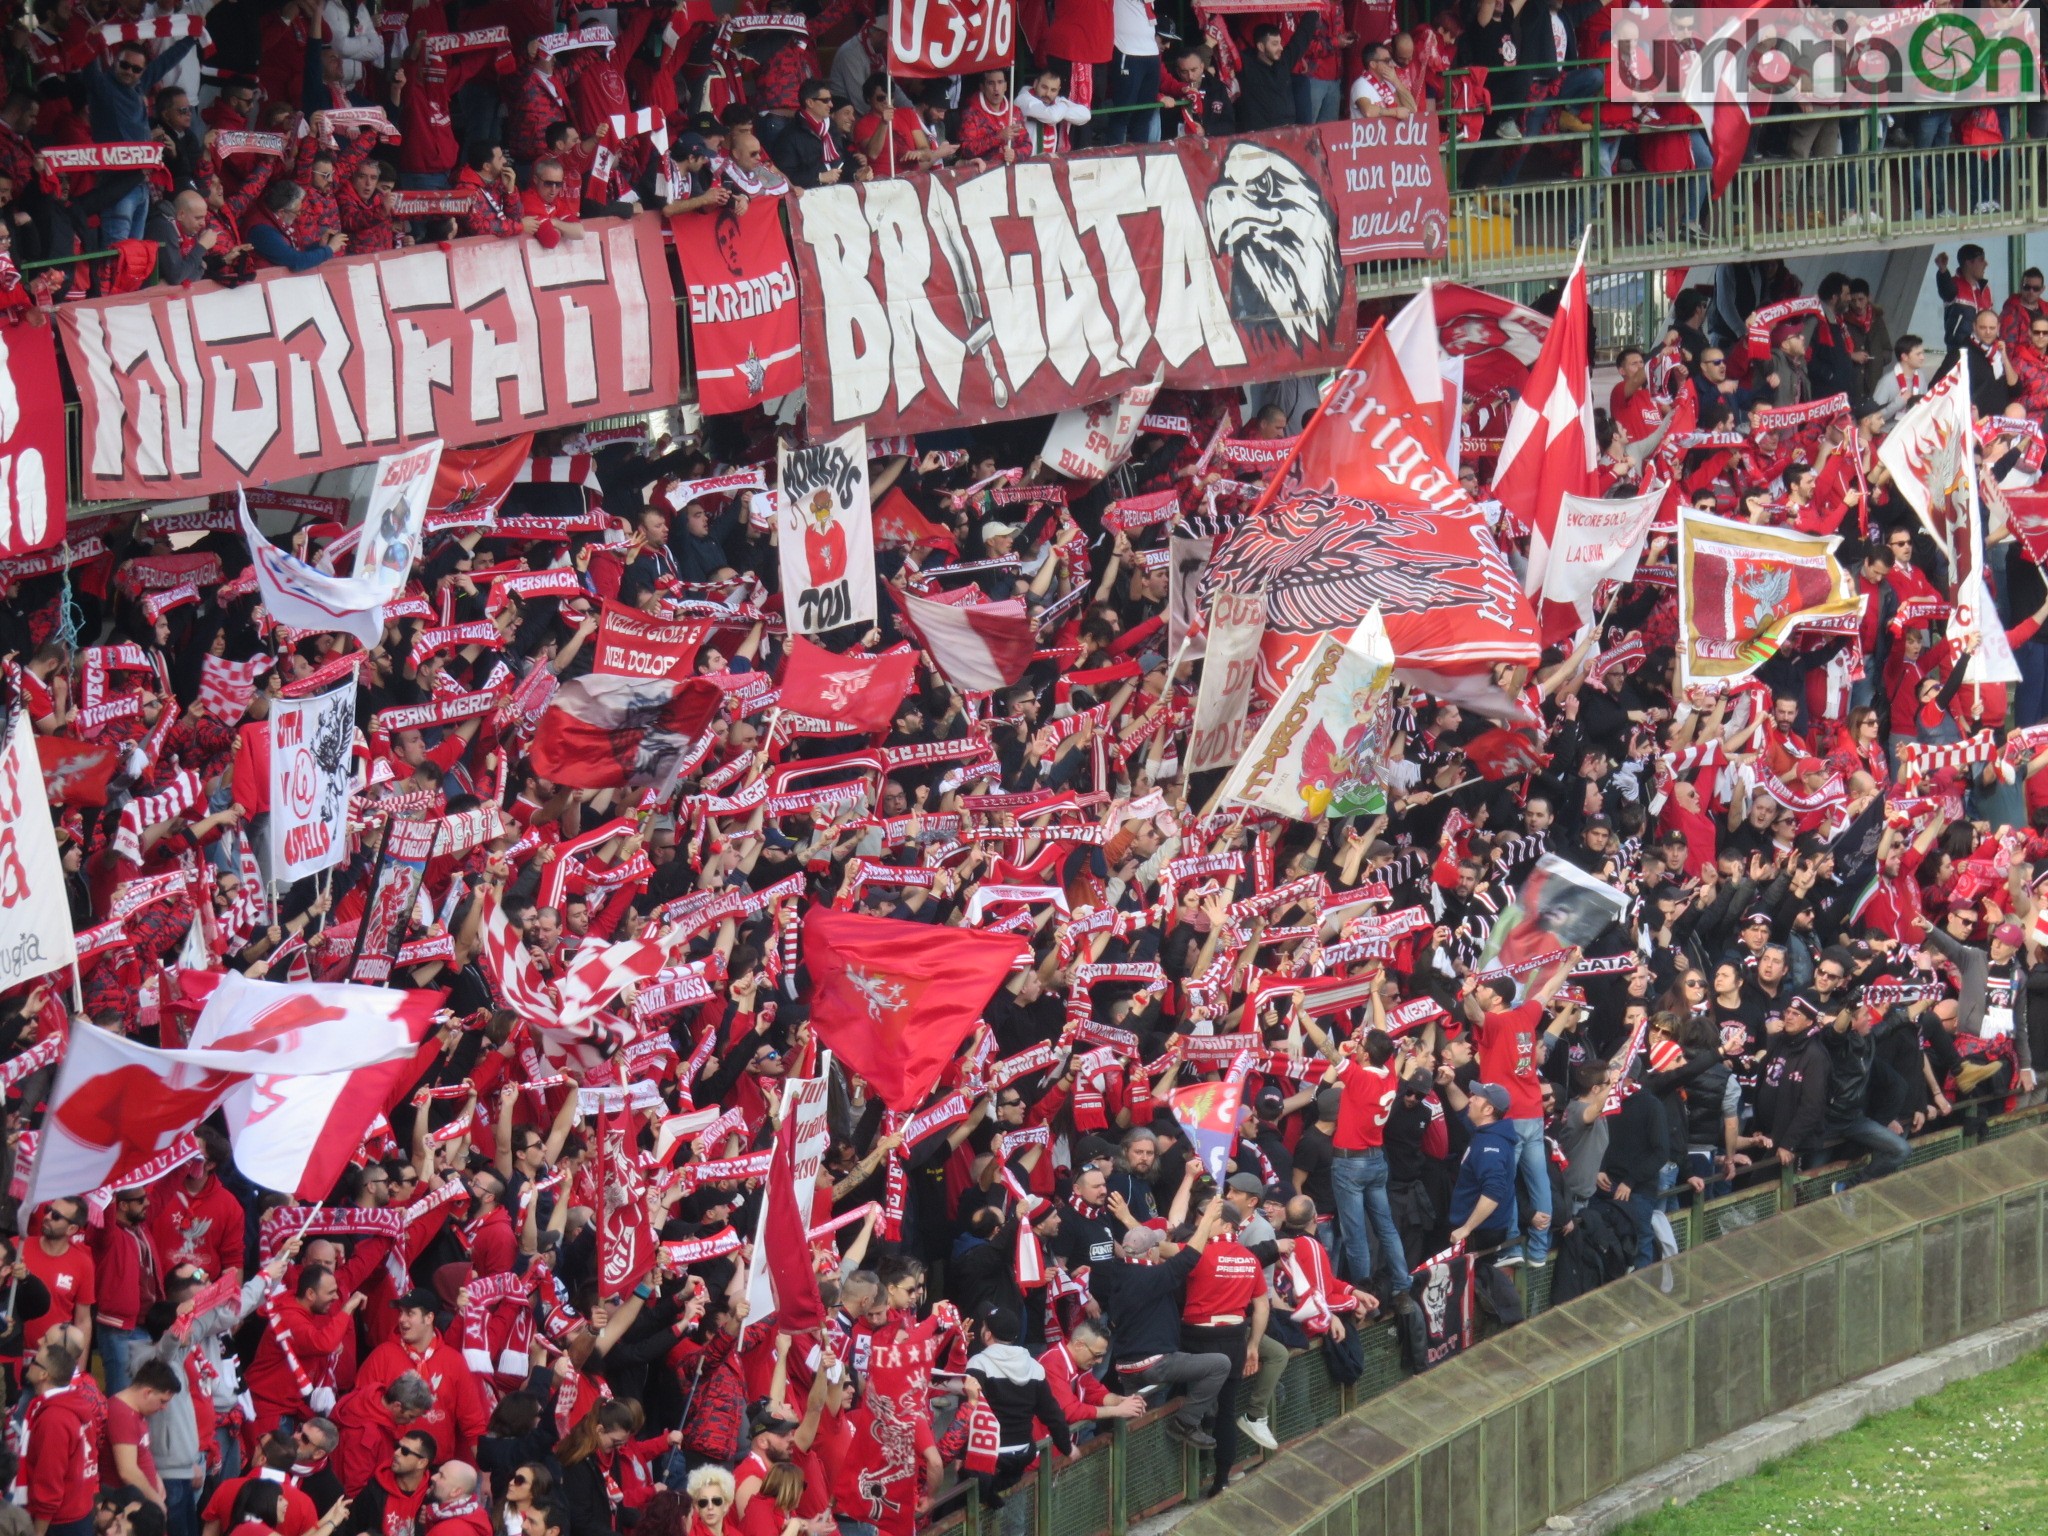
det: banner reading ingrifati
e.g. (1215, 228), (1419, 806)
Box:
(59, 218), (678, 500)
(788, 125), (1351, 441)
(777, 426), (876, 634)
(670, 204), (803, 413)
(0, 710), (79, 988)
(269, 682), (356, 881)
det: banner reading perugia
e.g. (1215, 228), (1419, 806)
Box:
(59, 218), (678, 501)
(788, 125), (1354, 440)
(670, 204), (803, 414)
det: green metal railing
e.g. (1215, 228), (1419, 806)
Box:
(922, 1103), (2048, 1536)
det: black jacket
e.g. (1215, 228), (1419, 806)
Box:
(1761, 1031), (1831, 1157)
(1095, 1246), (1202, 1362)
(1232, 15), (1317, 132)
(1819, 1017), (1875, 1131)
(773, 114), (851, 190)
(148, 206), (208, 286)
(965, 1345), (1074, 1455)
(1600, 1087), (1667, 1191)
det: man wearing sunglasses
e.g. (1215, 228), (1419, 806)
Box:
(340, 1430), (434, 1536)
(23, 1197), (94, 1358)
(83, 36), (201, 244)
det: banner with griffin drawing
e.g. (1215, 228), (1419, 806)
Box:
(786, 125), (1355, 441)
(1222, 606), (1397, 821)
(1673, 507), (1862, 687)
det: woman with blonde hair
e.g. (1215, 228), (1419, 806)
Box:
(682, 1468), (735, 1536)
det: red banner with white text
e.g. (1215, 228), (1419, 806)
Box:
(889, 0), (1014, 76)
(58, 218), (679, 501)
(0, 319), (65, 562)
(670, 203), (803, 415)
(787, 124), (1354, 440)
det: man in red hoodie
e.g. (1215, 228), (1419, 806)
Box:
(24, 1336), (100, 1536)
(246, 1265), (366, 1437)
(334, 1375), (436, 1496)
(338, 1431), (433, 1536)
(148, 1130), (245, 1286)
(418, 1461), (491, 1536)
(353, 1292), (488, 1465)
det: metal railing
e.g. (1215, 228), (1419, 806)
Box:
(924, 1102), (2048, 1536)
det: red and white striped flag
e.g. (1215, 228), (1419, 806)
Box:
(101, 15), (208, 46)
(893, 588), (1036, 693)
(198, 652), (272, 720)
(114, 769), (205, 862)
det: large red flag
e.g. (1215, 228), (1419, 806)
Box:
(779, 638), (920, 734)
(1492, 235), (1596, 635)
(669, 204), (803, 413)
(745, 1072), (829, 1331)
(802, 906), (1028, 1111)
(429, 434), (536, 521)
(596, 1106), (657, 1295)
(528, 675), (725, 791)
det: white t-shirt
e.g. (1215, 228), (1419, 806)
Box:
(1350, 73), (1398, 114)
(1113, 0), (1161, 58)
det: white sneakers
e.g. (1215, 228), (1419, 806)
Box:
(1237, 1415), (1279, 1451)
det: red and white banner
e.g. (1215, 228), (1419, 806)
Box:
(670, 205), (803, 413)
(1041, 368), (1163, 482)
(1673, 507), (1861, 686)
(269, 682), (356, 882)
(41, 143), (162, 172)
(1536, 488), (1663, 631)
(0, 321), (64, 563)
(1318, 117), (1449, 261)
(528, 674), (725, 792)
(889, 0), (1013, 76)
(778, 427), (877, 633)
(196, 653), (270, 720)
(60, 218), (678, 500)
(788, 125), (1352, 440)
(745, 1070), (831, 1328)
(593, 601), (705, 681)
(1185, 587), (1266, 774)
(0, 712), (77, 988)
(893, 588), (1035, 693)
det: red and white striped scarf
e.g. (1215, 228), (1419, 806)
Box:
(115, 769), (205, 863)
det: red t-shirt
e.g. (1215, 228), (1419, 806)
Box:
(1331, 1059), (1398, 1150)
(1609, 379), (1663, 443)
(24, 1238), (95, 1351)
(1181, 1238), (1267, 1327)
(100, 1396), (157, 1494)
(1475, 1002), (1545, 1120)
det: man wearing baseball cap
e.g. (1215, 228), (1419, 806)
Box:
(1754, 993), (1831, 1172)
(1435, 1079), (1521, 1257)
(1459, 951), (1577, 1270)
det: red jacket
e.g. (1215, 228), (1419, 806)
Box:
(25, 1384), (101, 1523)
(334, 1389), (412, 1496)
(1037, 1342), (1109, 1427)
(148, 1175), (244, 1283)
(354, 1337), (488, 1464)
(421, 1501), (493, 1536)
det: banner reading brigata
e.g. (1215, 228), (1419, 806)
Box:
(788, 125), (1354, 440)
(1317, 117), (1449, 262)
(59, 218), (678, 500)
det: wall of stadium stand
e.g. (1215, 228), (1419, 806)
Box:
(927, 1107), (2048, 1536)
(52, 135), (2048, 517)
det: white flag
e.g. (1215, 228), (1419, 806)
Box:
(269, 681), (356, 881)
(1041, 368), (1164, 481)
(777, 427), (876, 634)
(352, 441), (442, 598)
(1541, 488), (1664, 611)
(1185, 587), (1267, 773)
(0, 710), (77, 987)
(240, 491), (388, 646)
(1223, 608), (1399, 820)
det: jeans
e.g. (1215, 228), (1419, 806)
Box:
(1618, 1188), (1658, 1269)
(2017, 633), (2048, 725)
(1101, 50), (1161, 144)
(98, 1324), (147, 1393)
(397, 170), (452, 190)
(1832, 1117), (1911, 1184)
(101, 181), (149, 245)
(1508, 1118), (1554, 1264)
(1330, 1150), (1412, 1293)
(165, 1476), (201, 1536)
(1119, 1350), (1230, 1430)
(1304, 76), (1340, 124)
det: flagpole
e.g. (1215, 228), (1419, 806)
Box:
(344, 817), (396, 980)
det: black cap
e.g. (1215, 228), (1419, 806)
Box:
(396, 1289), (439, 1315)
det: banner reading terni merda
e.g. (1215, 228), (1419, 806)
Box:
(59, 218), (678, 501)
(788, 125), (1356, 440)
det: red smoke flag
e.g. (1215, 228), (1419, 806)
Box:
(780, 637), (920, 733)
(595, 1106), (657, 1295)
(892, 588), (1037, 694)
(802, 906), (1029, 1111)
(1493, 233), (1596, 619)
(528, 674), (725, 791)
(745, 1071), (830, 1331)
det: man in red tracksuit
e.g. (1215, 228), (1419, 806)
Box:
(246, 1265), (367, 1439)
(148, 1132), (245, 1286)
(352, 1293), (488, 1465)
(1036, 1320), (1145, 1431)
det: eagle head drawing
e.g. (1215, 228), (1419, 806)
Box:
(1203, 141), (1342, 353)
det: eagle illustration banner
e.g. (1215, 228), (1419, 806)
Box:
(1876, 367), (1988, 666)
(1674, 507), (1862, 686)
(1205, 490), (1538, 711)
(787, 125), (1354, 441)
(670, 204), (803, 414)
(59, 217), (678, 501)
